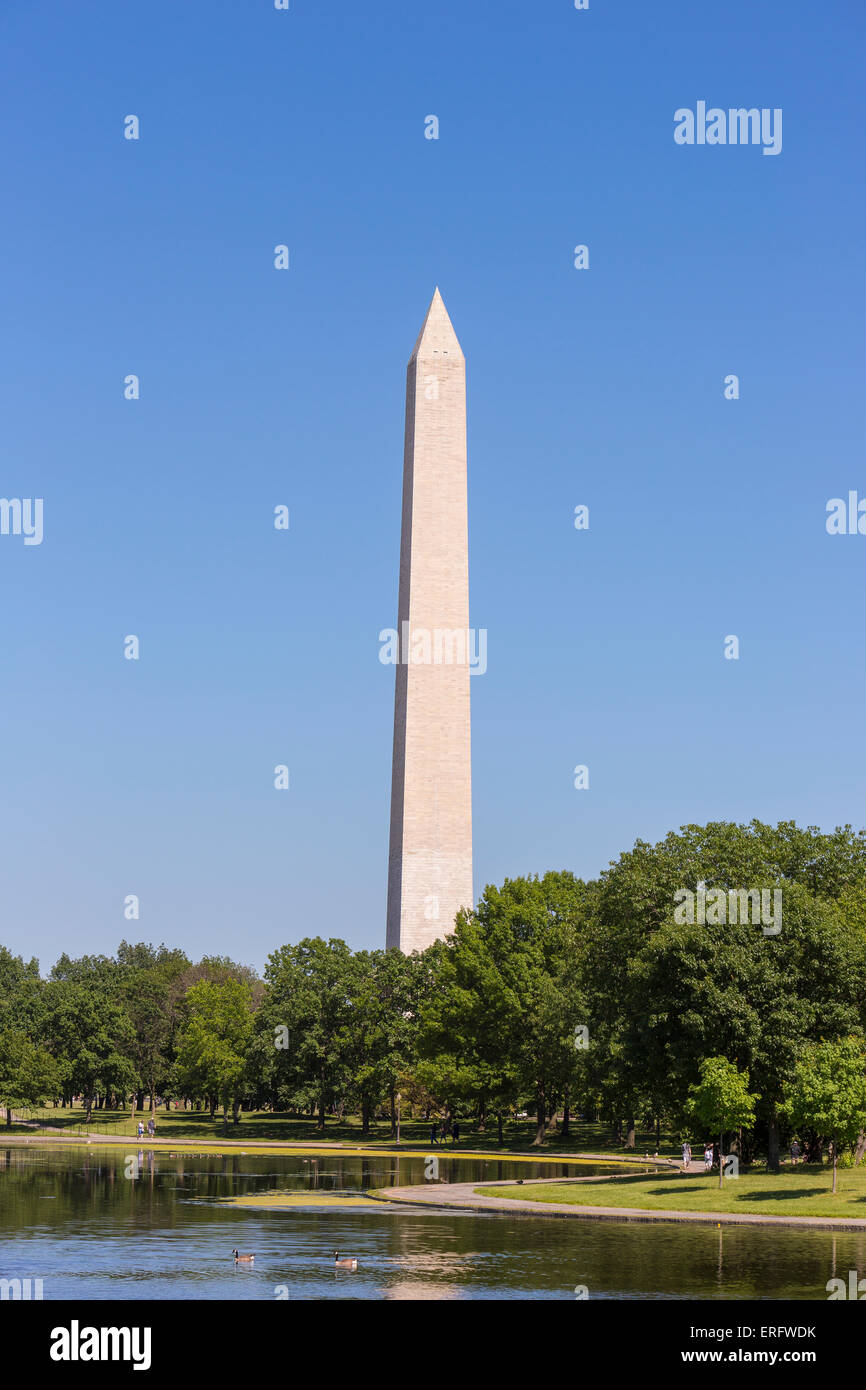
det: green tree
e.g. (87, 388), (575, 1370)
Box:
(346, 948), (426, 1135)
(259, 939), (358, 1130)
(49, 953), (120, 989)
(0, 948), (47, 1044)
(44, 983), (136, 1120)
(687, 1056), (758, 1188)
(175, 979), (255, 1131)
(417, 873), (589, 1143)
(622, 887), (865, 1166)
(119, 943), (190, 1116)
(782, 1037), (866, 1193)
(586, 822), (866, 1168)
(0, 1030), (63, 1126)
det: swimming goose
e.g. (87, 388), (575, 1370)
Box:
(232, 1249), (255, 1263)
(334, 1251), (358, 1270)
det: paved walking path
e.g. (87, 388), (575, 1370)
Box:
(374, 1179), (866, 1231)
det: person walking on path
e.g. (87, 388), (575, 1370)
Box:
(430, 1123), (438, 1146)
(790, 1139), (801, 1166)
(682, 1140), (691, 1170)
(137, 1120), (144, 1139)
(147, 1116), (155, 1138)
(704, 1144), (713, 1173)
(452, 1121), (460, 1145)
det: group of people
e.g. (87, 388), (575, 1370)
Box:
(681, 1141), (717, 1172)
(430, 1120), (460, 1146)
(136, 1117), (156, 1139)
(682, 1138), (805, 1171)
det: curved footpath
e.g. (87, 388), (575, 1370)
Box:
(373, 1179), (866, 1231)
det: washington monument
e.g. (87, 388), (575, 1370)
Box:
(386, 289), (473, 953)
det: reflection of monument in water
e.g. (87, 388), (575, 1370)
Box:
(386, 290), (474, 953)
(379, 1153), (462, 1299)
(383, 1277), (460, 1301)
(382, 1247), (464, 1302)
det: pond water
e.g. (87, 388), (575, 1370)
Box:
(1, 1145), (863, 1300)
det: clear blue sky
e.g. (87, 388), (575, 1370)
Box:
(1, 1), (863, 971)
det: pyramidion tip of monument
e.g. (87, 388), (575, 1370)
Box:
(409, 286), (464, 364)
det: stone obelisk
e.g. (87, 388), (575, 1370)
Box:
(386, 289), (473, 952)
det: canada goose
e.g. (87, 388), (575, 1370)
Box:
(334, 1251), (357, 1271)
(232, 1250), (255, 1263)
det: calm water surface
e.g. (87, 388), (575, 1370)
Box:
(1, 1146), (863, 1300)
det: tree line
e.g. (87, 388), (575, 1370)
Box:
(2, 819), (866, 1170)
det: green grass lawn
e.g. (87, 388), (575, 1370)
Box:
(4, 1107), (676, 1157)
(476, 1165), (866, 1218)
